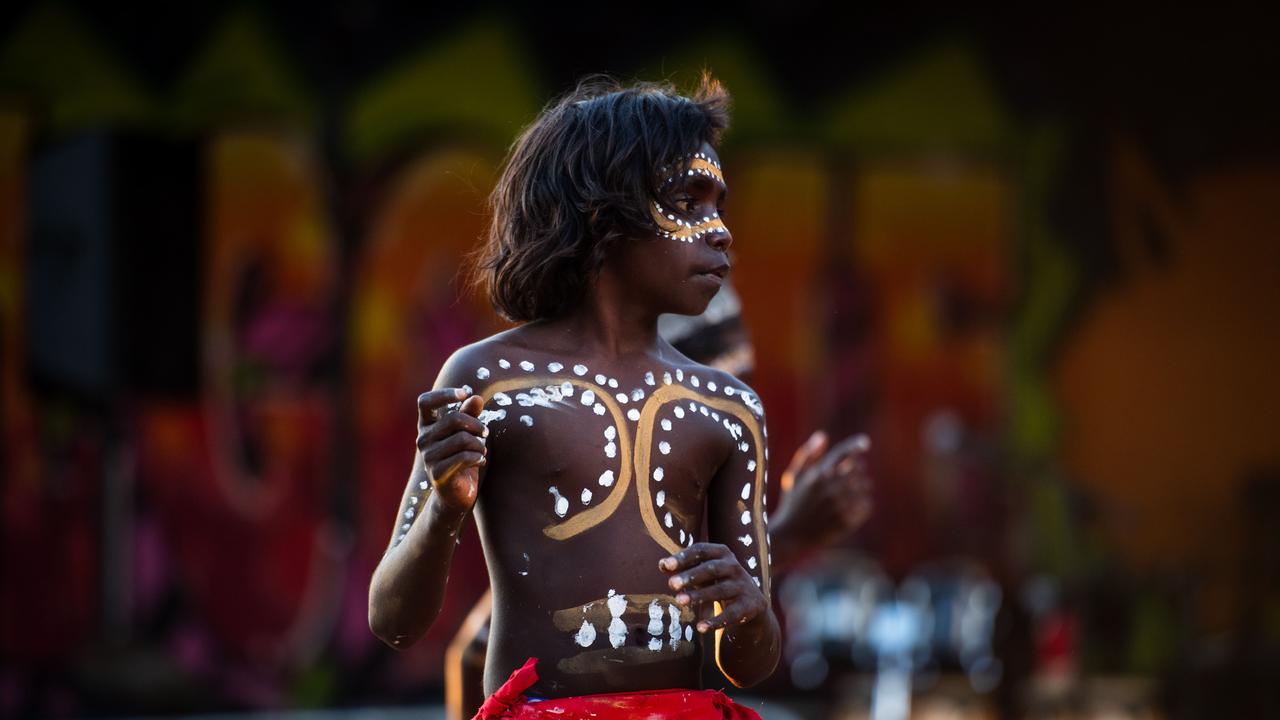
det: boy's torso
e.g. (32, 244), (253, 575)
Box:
(453, 331), (763, 699)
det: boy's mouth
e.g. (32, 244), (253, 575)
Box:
(693, 264), (730, 281)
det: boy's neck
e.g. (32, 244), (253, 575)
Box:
(549, 298), (660, 360)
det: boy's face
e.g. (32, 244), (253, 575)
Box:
(609, 141), (733, 317)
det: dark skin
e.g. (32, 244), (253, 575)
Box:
(368, 142), (781, 697)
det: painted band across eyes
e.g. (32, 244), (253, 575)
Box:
(652, 152), (727, 243)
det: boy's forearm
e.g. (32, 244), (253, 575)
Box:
(368, 486), (469, 649)
(715, 608), (782, 687)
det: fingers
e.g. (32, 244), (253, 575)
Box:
(668, 557), (738, 592)
(701, 599), (760, 632)
(420, 430), (487, 462)
(419, 408), (489, 446)
(781, 431), (828, 493)
(459, 394), (486, 417)
(659, 542), (728, 573)
(418, 388), (468, 427)
(431, 452), (486, 486)
(817, 433), (872, 480)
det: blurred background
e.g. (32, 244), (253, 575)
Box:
(2, 2), (1278, 718)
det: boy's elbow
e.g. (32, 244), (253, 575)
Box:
(369, 604), (422, 651)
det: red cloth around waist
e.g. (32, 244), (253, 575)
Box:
(473, 657), (762, 720)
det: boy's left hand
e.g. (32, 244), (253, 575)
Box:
(659, 543), (766, 634)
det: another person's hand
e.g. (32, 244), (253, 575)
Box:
(768, 431), (872, 568)
(416, 389), (488, 514)
(660, 543), (769, 633)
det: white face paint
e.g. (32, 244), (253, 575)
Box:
(678, 528), (686, 544)
(573, 364), (588, 376)
(656, 490), (666, 507)
(462, 384), (472, 395)
(548, 362), (563, 372)
(419, 480), (429, 490)
(690, 375), (700, 388)
(631, 389), (645, 403)
(520, 360), (535, 372)
(498, 359), (511, 369)
(676, 369), (684, 381)
(725, 386), (735, 396)
(560, 381), (574, 397)
(405, 507), (415, 519)
(627, 408), (641, 422)
(658, 441), (671, 455)
(607, 591), (628, 649)
(661, 418), (672, 431)
(711, 412), (719, 422)
(476, 367), (490, 379)
(549, 487), (569, 517)
(707, 381), (717, 392)
(700, 406), (709, 416)
(598, 469), (615, 487)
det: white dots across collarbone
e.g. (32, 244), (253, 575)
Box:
(707, 381), (717, 392)
(594, 373), (607, 385)
(498, 358), (511, 369)
(548, 362), (563, 372)
(608, 378), (619, 389)
(690, 375), (700, 388)
(580, 389), (596, 406)
(573, 364), (588, 376)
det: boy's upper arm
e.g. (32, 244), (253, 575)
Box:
(705, 372), (771, 600)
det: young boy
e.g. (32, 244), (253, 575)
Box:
(369, 76), (778, 718)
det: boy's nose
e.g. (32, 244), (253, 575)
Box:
(706, 227), (733, 252)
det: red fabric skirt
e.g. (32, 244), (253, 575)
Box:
(474, 657), (762, 719)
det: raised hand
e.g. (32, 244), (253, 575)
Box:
(769, 431), (873, 569)
(416, 388), (489, 514)
(659, 543), (769, 634)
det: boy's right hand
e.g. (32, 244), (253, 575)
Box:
(416, 389), (489, 514)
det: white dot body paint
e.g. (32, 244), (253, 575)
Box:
(599, 469), (615, 487)
(685, 625), (693, 641)
(644, 371), (655, 386)
(615, 393), (629, 404)
(595, 374), (606, 385)
(741, 483), (751, 500)
(580, 389), (595, 406)
(663, 372), (673, 384)
(627, 409), (641, 421)
(748, 556), (757, 569)
(674, 406), (685, 419)
(410, 496), (418, 505)
(608, 377), (619, 389)
(581, 488), (592, 504)
(476, 367), (490, 380)
(631, 388), (645, 402)
(661, 418), (672, 432)
(593, 403), (605, 415)
(573, 364), (588, 376)
(676, 369), (684, 381)
(739, 534), (753, 546)
(653, 467), (664, 482)
(647, 600), (664, 637)
(548, 362), (563, 372)
(740, 510), (751, 525)
(700, 406), (709, 417)
(753, 577), (761, 587)
(708, 381), (717, 392)
(711, 412), (719, 422)
(498, 359), (511, 369)
(560, 382), (573, 397)
(668, 604), (682, 648)
(405, 508), (415, 519)
(659, 441), (671, 455)
(688, 402), (696, 413)
(461, 384), (472, 396)
(419, 480), (429, 490)
(604, 426), (616, 441)
(747, 460), (757, 472)
(679, 528), (686, 543)
(519, 360), (534, 371)
(575, 619), (597, 647)
(402, 523), (411, 530)
(607, 591), (628, 649)
(690, 375), (700, 388)
(520, 415), (533, 427)
(656, 490), (666, 507)
(604, 442), (617, 458)
(549, 487), (569, 517)
(664, 512), (673, 528)
(493, 392), (512, 406)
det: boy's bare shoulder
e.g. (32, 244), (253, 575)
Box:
(435, 326), (557, 391)
(660, 349), (764, 419)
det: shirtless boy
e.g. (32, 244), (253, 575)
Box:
(369, 77), (783, 717)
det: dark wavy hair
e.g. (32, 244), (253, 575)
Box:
(473, 74), (731, 322)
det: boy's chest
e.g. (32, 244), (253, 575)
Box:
(479, 371), (746, 552)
